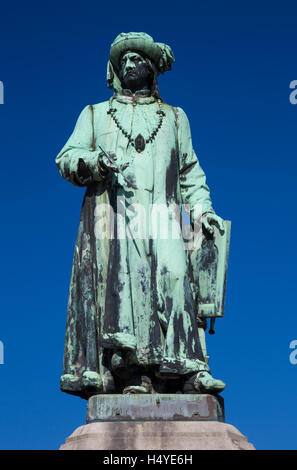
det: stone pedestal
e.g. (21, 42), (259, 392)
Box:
(60, 394), (255, 450)
(87, 393), (225, 423)
(60, 420), (255, 450)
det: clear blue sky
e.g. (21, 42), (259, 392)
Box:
(0, 0), (296, 450)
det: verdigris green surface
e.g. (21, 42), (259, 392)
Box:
(56, 32), (229, 399)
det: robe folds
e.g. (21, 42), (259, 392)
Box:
(56, 92), (214, 398)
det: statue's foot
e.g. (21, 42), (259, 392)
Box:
(123, 375), (154, 394)
(123, 385), (149, 394)
(183, 371), (225, 394)
(194, 371), (226, 393)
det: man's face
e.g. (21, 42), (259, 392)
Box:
(119, 52), (152, 92)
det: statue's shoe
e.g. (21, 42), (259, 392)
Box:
(183, 371), (226, 394)
(194, 371), (226, 393)
(123, 385), (149, 394)
(122, 375), (154, 394)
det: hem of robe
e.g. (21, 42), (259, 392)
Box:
(100, 333), (210, 376)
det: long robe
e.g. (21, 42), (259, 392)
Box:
(56, 91), (214, 398)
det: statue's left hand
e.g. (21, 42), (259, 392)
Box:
(202, 213), (225, 234)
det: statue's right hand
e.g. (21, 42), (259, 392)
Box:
(98, 151), (119, 175)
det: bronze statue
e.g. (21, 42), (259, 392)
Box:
(56, 32), (230, 399)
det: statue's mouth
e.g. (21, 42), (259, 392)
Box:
(125, 70), (137, 78)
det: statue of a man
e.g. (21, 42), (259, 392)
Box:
(56, 32), (226, 399)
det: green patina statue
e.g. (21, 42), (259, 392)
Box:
(56, 32), (230, 399)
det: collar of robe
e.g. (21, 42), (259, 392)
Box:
(114, 89), (156, 105)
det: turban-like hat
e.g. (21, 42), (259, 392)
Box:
(107, 32), (174, 90)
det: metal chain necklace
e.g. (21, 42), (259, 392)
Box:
(107, 96), (165, 153)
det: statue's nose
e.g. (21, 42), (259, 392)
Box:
(125, 58), (135, 71)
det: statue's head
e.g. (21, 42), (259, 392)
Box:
(107, 32), (175, 97)
(118, 51), (154, 93)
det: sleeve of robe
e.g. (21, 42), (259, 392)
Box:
(56, 105), (104, 187)
(176, 106), (215, 224)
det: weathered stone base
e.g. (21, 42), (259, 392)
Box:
(60, 394), (254, 450)
(59, 420), (255, 450)
(87, 393), (225, 423)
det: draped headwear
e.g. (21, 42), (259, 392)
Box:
(107, 32), (175, 93)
